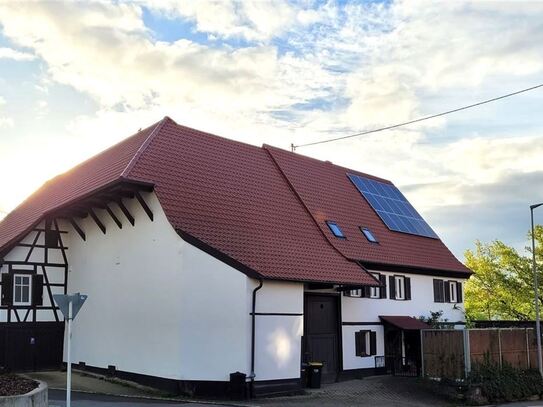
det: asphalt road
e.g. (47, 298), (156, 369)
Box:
(48, 389), (233, 407)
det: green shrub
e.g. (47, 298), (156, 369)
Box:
(468, 354), (543, 402)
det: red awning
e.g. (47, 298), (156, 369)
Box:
(379, 315), (430, 330)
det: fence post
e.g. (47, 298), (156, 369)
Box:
(420, 330), (425, 377)
(526, 328), (531, 369)
(463, 329), (471, 378)
(498, 329), (503, 368)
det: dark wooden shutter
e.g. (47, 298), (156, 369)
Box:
(364, 286), (371, 298)
(444, 281), (451, 303)
(456, 282), (463, 303)
(379, 274), (387, 299)
(404, 277), (411, 300)
(355, 330), (366, 356)
(433, 279), (444, 303)
(32, 274), (44, 306)
(1, 273), (13, 306)
(369, 331), (377, 355)
(389, 276), (396, 300)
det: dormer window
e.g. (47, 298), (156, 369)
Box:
(361, 227), (378, 243)
(326, 221), (345, 238)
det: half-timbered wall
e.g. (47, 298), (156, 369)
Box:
(0, 221), (68, 323)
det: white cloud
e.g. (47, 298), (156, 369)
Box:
(141, 0), (296, 41)
(0, 0), (543, 255)
(0, 47), (35, 61)
(0, 117), (13, 128)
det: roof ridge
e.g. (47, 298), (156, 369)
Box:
(262, 144), (392, 184)
(121, 116), (172, 178)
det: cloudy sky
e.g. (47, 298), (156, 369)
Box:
(0, 0), (542, 260)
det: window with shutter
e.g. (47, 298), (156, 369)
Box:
(355, 330), (377, 357)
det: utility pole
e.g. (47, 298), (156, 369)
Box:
(530, 203), (543, 377)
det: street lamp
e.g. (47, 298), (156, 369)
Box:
(530, 203), (543, 377)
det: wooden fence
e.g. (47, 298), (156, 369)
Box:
(422, 328), (538, 380)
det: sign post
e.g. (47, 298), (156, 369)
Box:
(53, 293), (88, 407)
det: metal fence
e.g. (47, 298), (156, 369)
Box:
(421, 328), (538, 380)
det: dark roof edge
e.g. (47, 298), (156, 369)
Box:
(361, 261), (472, 278)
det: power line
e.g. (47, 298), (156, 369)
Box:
(292, 83), (543, 150)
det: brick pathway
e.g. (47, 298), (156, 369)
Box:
(250, 376), (454, 407)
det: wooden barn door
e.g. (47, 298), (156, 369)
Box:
(304, 294), (340, 383)
(0, 322), (64, 372)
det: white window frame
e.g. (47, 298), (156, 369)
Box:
(395, 276), (405, 300)
(13, 274), (32, 306)
(449, 281), (457, 303)
(370, 273), (380, 298)
(364, 331), (371, 354)
(348, 289), (361, 297)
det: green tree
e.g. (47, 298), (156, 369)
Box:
(465, 225), (543, 320)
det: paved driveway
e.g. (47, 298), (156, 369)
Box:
(253, 376), (453, 407)
(36, 370), (543, 407)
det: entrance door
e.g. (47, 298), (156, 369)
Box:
(304, 294), (340, 383)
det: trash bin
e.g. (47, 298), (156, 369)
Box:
(229, 371), (247, 400)
(306, 362), (323, 389)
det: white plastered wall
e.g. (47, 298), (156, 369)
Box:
(248, 279), (304, 381)
(341, 270), (468, 371)
(64, 192), (250, 381)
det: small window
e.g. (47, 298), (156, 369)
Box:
(395, 276), (405, 300)
(326, 221), (345, 238)
(361, 227), (378, 243)
(344, 289), (362, 297)
(355, 330), (377, 357)
(449, 281), (457, 303)
(13, 274), (32, 306)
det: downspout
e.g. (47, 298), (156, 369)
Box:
(250, 277), (263, 397)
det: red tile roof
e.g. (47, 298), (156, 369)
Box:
(266, 146), (470, 275)
(379, 315), (430, 330)
(0, 117), (470, 284)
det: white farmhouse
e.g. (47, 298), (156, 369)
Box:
(0, 117), (471, 397)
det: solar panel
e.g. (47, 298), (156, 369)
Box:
(347, 174), (439, 239)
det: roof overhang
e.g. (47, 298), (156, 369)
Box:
(361, 261), (472, 278)
(0, 178), (154, 258)
(379, 315), (430, 330)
